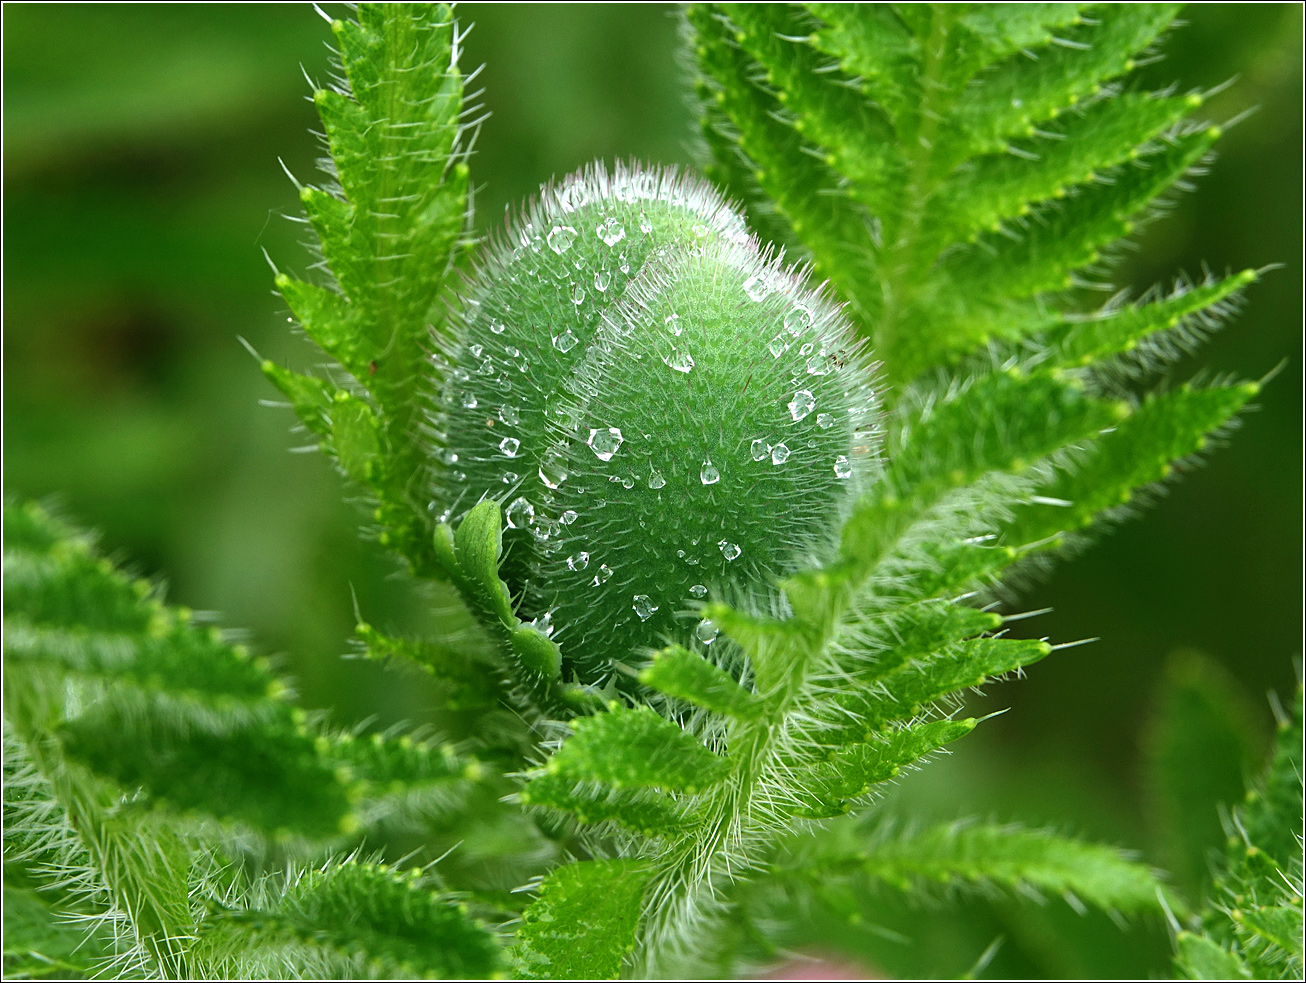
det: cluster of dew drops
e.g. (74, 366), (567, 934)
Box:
(442, 173), (858, 648)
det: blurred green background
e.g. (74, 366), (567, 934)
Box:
(3, 4), (1301, 978)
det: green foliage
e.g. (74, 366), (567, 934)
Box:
(777, 819), (1172, 914)
(1173, 684), (1303, 980)
(2, 499), (500, 977)
(517, 860), (651, 979)
(3, 4), (1295, 981)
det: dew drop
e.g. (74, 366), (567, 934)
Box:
(538, 457), (568, 489)
(768, 334), (788, 358)
(597, 217), (626, 247)
(771, 443), (791, 465)
(504, 345), (522, 358)
(594, 269), (611, 292)
(505, 497), (534, 529)
(663, 349), (695, 373)
(469, 343), (483, 358)
(648, 469), (666, 490)
(621, 473), (636, 490)
(750, 438), (769, 462)
(530, 514), (559, 541)
(553, 329), (578, 353)
(560, 509), (579, 525)
(502, 471), (519, 484)
(806, 351), (831, 376)
(834, 455), (853, 479)
(632, 594), (659, 621)
(567, 552), (590, 571)
(689, 584), (708, 598)
(571, 284), (586, 305)
(695, 619), (719, 645)
(665, 313), (683, 336)
(489, 319), (507, 335)
(591, 563), (614, 586)
(547, 225), (577, 253)
(477, 357), (495, 376)
(719, 540), (742, 561)
(460, 391), (478, 409)
(499, 405), (521, 426)
(788, 389), (815, 421)
(701, 459), (721, 485)
(498, 437), (521, 458)
(784, 306), (813, 335)
(530, 611), (554, 637)
(816, 413), (834, 429)
(743, 275), (769, 302)
(587, 427), (624, 461)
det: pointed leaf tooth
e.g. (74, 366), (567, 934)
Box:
(549, 705), (729, 793)
(789, 718), (975, 817)
(805, 3), (921, 130)
(1042, 269), (1257, 370)
(723, 4), (900, 217)
(640, 645), (763, 719)
(260, 360), (337, 439)
(275, 274), (367, 380)
(791, 822), (1170, 915)
(819, 638), (1050, 742)
(355, 622), (498, 710)
(925, 92), (1202, 257)
(935, 125), (1219, 306)
(686, 3), (881, 326)
(941, 5), (1182, 170)
(519, 771), (684, 838)
(1007, 381), (1258, 548)
(842, 370), (1123, 577)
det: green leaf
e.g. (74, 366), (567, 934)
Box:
(1007, 382), (1259, 549)
(60, 698), (354, 838)
(639, 645), (763, 719)
(1040, 270), (1257, 370)
(821, 638), (1050, 742)
(197, 860), (501, 979)
(1176, 932), (1252, 980)
(517, 859), (651, 980)
(519, 771), (684, 838)
(1, 882), (105, 980)
(868, 823), (1167, 913)
(549, 705), (730, 793)
(791, 718), (976, 818)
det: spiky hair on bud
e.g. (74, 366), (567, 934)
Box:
(429, 161), (879, 686)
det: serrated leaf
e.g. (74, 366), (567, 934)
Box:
(260, 360), (337, 440)
(820, 638), (1049, 742)
(198, 860), (501, 980)
(1042, 269), (1257, 369)
(517, 859), (650, 980)
(640, 645), (763, 719)
(60, 698), (353, 838)
(1176, 932), (1252, 980)
(1008, 382), (1258, 548)
(519, 771), (684, 838)
(790, 718), (975, 818)
(549, 705), (730, 793)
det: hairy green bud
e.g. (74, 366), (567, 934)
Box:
(433, 162), (877, 684)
